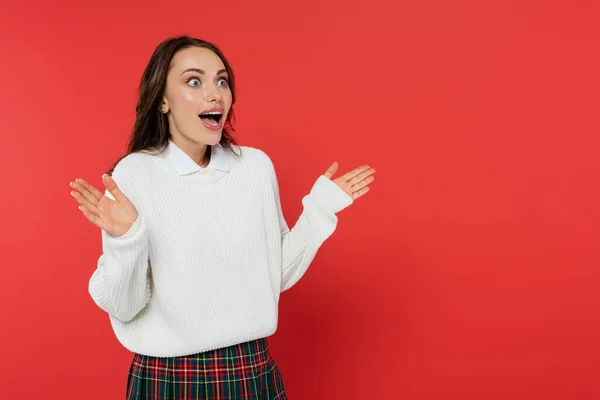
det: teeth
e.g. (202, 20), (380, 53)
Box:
(201, 111), (222, 115)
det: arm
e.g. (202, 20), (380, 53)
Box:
(87, 165), (152, 322)
(264, 154), (353, 292)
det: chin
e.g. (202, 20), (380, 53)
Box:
(205, 133), (222, 145)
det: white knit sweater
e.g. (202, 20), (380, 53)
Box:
(88, 140), (353, 357)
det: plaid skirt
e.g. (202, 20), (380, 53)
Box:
(126, 337), (287, 399)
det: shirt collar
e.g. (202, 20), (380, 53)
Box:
(163, 139), (230, 176)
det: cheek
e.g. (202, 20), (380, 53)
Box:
(169, 86), (198, 106)
(182, 90), (196, 102)
(224, 89), (233, 106)
(169, 92), (198, 119)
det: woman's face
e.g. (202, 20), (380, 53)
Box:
(161, 46), (232, 146)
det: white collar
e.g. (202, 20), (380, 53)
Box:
(162, 139), (230, 176)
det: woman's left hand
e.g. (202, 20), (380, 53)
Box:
(324, 162), (376, 201)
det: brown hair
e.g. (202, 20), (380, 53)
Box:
(106, 36), (240, 175)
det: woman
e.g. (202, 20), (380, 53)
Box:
(69, 36), (375, 399)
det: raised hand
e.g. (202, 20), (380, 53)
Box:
(323, 162), (376, 201)
(70, 174), (139, 237)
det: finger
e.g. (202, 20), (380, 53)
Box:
(71, 189), (100, 216)
(77, 204), (104, 230)
(348, 167), (375, 186)
(342, 165), (370, 182)
(102, 174), (125, 202)
(73, 178), (104, 202)
(351, 185), (370, 200)
(351, 174), (375, 191)
(324, 162), (338, 179)
(70, 180), (100, 207)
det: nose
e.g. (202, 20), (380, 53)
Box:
(204, 83), (222, 102)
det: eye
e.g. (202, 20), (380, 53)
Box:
(217, 77), (228, 87)
(186, 77), (201, 87)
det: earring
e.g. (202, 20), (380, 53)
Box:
(161, 107), (166, 113)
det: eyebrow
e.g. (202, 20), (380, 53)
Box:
(180, 68), (227, 76)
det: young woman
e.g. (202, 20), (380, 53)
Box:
(69, 36), (375, 399)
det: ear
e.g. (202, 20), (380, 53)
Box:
(160, 97), (169, 114)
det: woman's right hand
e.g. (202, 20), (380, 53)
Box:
(70, 174), (139, 238)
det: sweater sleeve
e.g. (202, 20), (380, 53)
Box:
(87, 163), (152, 322)
(263, 153), (353, 292)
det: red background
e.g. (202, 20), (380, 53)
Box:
(1, 0), (599, 398)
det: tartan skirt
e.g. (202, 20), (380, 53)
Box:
(126, 337), (287, 399)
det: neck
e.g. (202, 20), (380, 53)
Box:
(199, 146), (211, 168)
(170, 134), (211, 168)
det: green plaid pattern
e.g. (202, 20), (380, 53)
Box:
(126, 338), (287, 399)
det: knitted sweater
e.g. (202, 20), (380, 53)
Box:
(88, 140), (353, 357)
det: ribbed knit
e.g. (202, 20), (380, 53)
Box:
(88, 141), (353, 357)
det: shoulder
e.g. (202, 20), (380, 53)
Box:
(236, 145), (275, 170)
(107, 152), (156, 201)
(235, 145), (282, 190)
(111, 151), (155, 180)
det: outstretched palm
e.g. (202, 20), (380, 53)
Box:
(324, 162), (376, 201)
(70, 174), (139, 237)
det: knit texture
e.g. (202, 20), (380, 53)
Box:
(88, 143), (353, 357)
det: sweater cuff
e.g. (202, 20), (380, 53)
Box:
(100, 213), (148, 277)
(307, 175), (353, 214)
(104, 213), (145, 242)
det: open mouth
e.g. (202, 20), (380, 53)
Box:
(198, 112), (223, 127)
